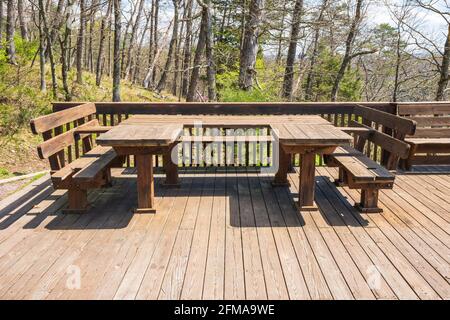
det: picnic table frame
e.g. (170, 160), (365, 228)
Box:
(96, 115), (352, 213)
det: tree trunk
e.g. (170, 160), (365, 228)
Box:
(87, 0), (99, 72)
(0, 0), (3, 49)
(392, 23), (402, 102)
(38, 0), (57, 97)
(17, 0), (29, 40)
(275, 1), (287, 64)
(205, 1), (216, 101)
(281, 0), (303, 100)
(76, 0), (85, 84)
(181, 0), (193, 97)
(186, 6), (207, 101)
(120, 0), (138, 77)
(38, 10), (46, 92)
(132, 10), (151, 84)
(96, 0), (112, 86)
(436, 23), (450, 101)
(6, 0), (17, 64)
(304, 0), (327, 100)
(112, 0), (122, 102)
(124, 0), (145, 80)
(238, 0), (264, 90)
(156, 0), (179, 92)
(143, 18), (173, 89)
(60, 23), (72, 101)
(330, 0), (363, 101)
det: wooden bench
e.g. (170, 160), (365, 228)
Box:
(398, 103), (450, 169)
(326, 106), (415, 213)
(30, 103), (120, 213)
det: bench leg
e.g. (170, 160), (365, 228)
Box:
(334, 167), (348, 186)
(103, 167), (113, 187)
(355, 188), (382, 213)
(163, 145), (179, 187)
(64, 187), (88, 214)
(272, 147), (290, 186)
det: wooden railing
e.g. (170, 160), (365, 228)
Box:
(50, 101), (413, 169)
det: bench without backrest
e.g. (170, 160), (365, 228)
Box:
(397, 103), (450, 169)
(30, 103), (119, 213)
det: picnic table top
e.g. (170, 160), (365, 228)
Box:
(97, 115), (352, 147)
(96, 123), (184, 147)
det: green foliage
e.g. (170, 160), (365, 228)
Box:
(305, 45), (362, 101)
(0, 167), (11, 179)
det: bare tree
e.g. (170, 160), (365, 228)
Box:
(181, 0), (193, 97)
(96, 0), (112, 86)
(156, 0), (179, 92)
(330, 0), (364, 101)
(186, 3), (207, 101)
(281, 0), (304, 100)
(6, 0), (17, 64)
(238, 0), (264, 90)
(0, 0), (3, 49)
(305, 0), (329, 100)
(17, 0), (29, 40)
(112, 0), (122, 102)
(76, 0), (86, 84)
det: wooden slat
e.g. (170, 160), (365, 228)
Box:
(411, 128), (450, 139)
(37, 119), (99, 159)
(74, 126), (113, 135)
(30, 103), (96, 134)
(350, 121), (411, 159)
(72, 148), (117, 182)
(52, 101), (395, 115)
(354, 105), (416, 136)
(398, 103), (450, 116)
(407, 116), (450, 127)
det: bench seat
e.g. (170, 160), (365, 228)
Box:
(50, 146), (118, 213)
(326, 146), (395, 213)
(51, 146), (116, 186)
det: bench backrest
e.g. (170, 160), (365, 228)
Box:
(30, 103), (98, 171)
(353, 105), (416, 169)
(398, 103), (450, 138)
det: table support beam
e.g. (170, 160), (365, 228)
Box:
(272, 147), (291, 186)
(135, 153), (156, 213)
(298, 152), (318, 211)
(163, 144), (179, 186)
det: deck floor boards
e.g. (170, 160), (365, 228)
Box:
(0, 166), (449, 300)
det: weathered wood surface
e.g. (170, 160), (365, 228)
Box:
(271, 123), (352, 145)
(96, 124), (184, 147)
(52, 101), (396, 114)
(0, 167), (449, 300)
(31, 103), (96, 134)
(398, 103), (450, 168)
(120, 114), (332, 127)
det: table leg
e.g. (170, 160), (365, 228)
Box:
(163, 144), (179, 187)
(298, 152), (318, 211)
(135, 153), (156, 213)
(272, 147), (291, 186)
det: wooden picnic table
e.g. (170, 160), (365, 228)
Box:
(97, 114), (352, 213)
(271, 122), (352, 210)
(97, 122), (183, 213)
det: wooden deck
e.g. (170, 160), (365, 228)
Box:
(0, 166), (449, 300)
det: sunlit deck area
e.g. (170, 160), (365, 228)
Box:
(0, 166), (449, 300)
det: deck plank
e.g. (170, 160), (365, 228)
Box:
(0, 166), (448, 300)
